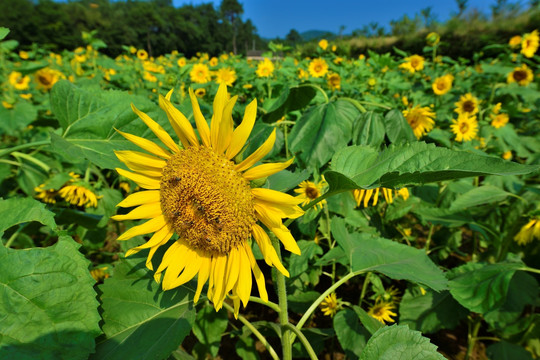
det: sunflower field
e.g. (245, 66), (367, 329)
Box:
(1, 25), (539, 360)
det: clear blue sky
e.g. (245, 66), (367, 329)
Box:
(172, 0), (526, 38)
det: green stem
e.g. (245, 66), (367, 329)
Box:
(12, 151), (50, 172)
(425, 224), (434, 253)
(0, 140), (50, 158)
(249, 296), (281, 313)
(305, 84), (329, 103)
(4, 227), (21, 247)
(339, 97), (367, 112)
(359, 272), (372, 303)
(222, 302), (280, 360)
(520, 267), (540, 275)
(271, 234), (292, 360)
(465, 316), (482, 360)
(284, 323), (318, 360)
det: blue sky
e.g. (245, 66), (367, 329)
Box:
(172, 0), (526, 38)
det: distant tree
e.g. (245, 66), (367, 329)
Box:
(285, 29), (302, 45)
(338, 25), (346, 39)
(420, 6), (435, 28)
(390, 14), (421, 36)
(220, 0), (243, 54)
(456, 0), (468, 17)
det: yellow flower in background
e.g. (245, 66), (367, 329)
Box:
(333, 57), (343, 65)
(295, 178), (327, 210)
(298, 68), (309, 80)
(190, 63), (211, 83)
(320, 293), (342, 317)
(327, 72), (341, 91)
(399, 55), (424, 73)
(491, 113), (509, 129)
(112, 84), (303, 316)
(215, 67), (237, 87)
(35, 68), (65, 90)
(358, 54), (365, 60)
(209, 57), (218, 66)
(403, 105), (435, 139)
(129, 46), (137, 54)
(455, 93), (480, 116)
(308, 58), (328, 78)
(514, 218), (540, 245)
(509, 35), (522, 48)
(118, 181), (131, 193)
(19, 50), (29, 59)
(318, 39), (328, 50)
(255, 58), (275, 77)
(194, 88), (206, 98)
(20, 93), (32, 100)
(331, 45), (337, 52)
(432, 74), (453, 95)
(177, 57), (187, 67)
(2, 101), (13, 109)
(90, 267), (110, 282)
(426, 32), (440, 46)
(521, 30), (539, 58)
(353, 187), (409, 207)
(507, 64), (534, 86)
(242, 83), (253, 89)
(8, 71), (31, 90)
(368, 300), (397, 324)
(368, 78), (377, 87)
(502, 151), (512, 160)
(451, 114), (478, 142)
(143, 71), (157, 83)
(34, 184), (58, 204)
(59, 184), (100, 207)
(492, 102), (502, 114)
(137, 49), (148, 60)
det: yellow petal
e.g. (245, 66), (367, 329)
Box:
(252, 224), (289, 276)
(245, 242), (268, 302)
(125, 224), (173, 258)
(235, 129), (276, 172)
(236, 245), (252, 306)
(211, 254), (228, 309)
(116, 129), (171, 159)
(117, 190), (160, 208)
(111, 202), (162, 221)
(254, 198), (304, 219)
(115, 150), (167, 173)
(116, 168), (160, 189)
(211, 83), (228, 149)
(242, 158), (294, 180)
(116, 215), (166, 241)
(224, 247), (240, 293)
(131, 103), (180, 153)
(169, 248), (203, 289)
(159, 94), (199, 148)
(189, 88), (211, 147)
(216, 95), (237, 154)
(255, 205), (300, 255)
(225, 99), (257, 160)
(195, 255), (212, 303)
(162, 243), (190, 290)
(251, 188), (304, 205)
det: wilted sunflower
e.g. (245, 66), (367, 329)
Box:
(514, 218), (540, 246)
(295, 178), (327, 210)
(255, 58), (275, 78)
(491, 113), (509, 129)
(113, 84), (303, 316)
(432, 74), (453, 95)
(368, 300), (397, 324)
(399, 55), (424, 73)
(402, 105), (435, 139)
(521, 30), (539, 58)
(308, 58), (328, 78)
(327, 72), (341, 91)
(34, 184), (58, 204)
(190, 63), (211, 84)
(454, 93), (480, 116)
(507, 64), (534, 86)
(35, 68), (65, 90)
(215, 67), (237, 87)
(450, 114), (478, 142)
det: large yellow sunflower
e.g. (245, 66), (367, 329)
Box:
(308, 58), (328, 78)
(454, 93), (480, 116)
(521, 30), (539, 58)
(450, 114), (478, 142)
(214, 67), (237, 87)
(402, 105), (435, 139)
(255, 58), (275, 78)
(35, 67), (65, 91)
(113, 84), (303, 316)
(190, 63), (211, 84)
(507, 64), (534, 86)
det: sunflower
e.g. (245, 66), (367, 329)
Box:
(194, 88), (206, 98)
(8, 71), (31, 91)
(353, 187), (409, 207)
(327, 72), (341, 91)
(368, 300), (397, 324)
(450, 114), (478, 142)
(426, 32), (440, 46)
(112, 84), (304, 316)
(215, 67), (237, 87)
(19, 50), (29, 59)
(514, 218), (540, 246)
(509, 35), (521, 48)
(320, 293), (342, 317)
(502, 151), (512, 160)
(507, 64), (534, 86)
(255, 58), (275, 78)
(298, 68), (309, 80)
(399, 55), (424, 73)
(308, 58), (328, 78)
(521, 30), (539, 58)
(209, 57), (218, 67)
(137, 49), (148, 60)
(432, 74), (453, 95)
(402, 105), (435, 139)
(177, 57), (187, 67)
(318, 39), (328, 50)
(491, 113), (509, 129)
(34, 184), (58, 204)
(35, 68), (65, 90)
(59, 182), (100, 208)
(295, 178), (327, 210)
(190, 63), (211, 84)
(454, 93), (480, 116)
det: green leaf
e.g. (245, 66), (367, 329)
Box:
(325, 142), (539, 192)
(448, 261), (523, 314)
(290, 100), (359, 169)
(263, 84), (317, 123)
(0, 27), (9, 40)
(450, 185), (511, 210)
(352, 305), (384, 336)
(399, 288), (468, 333)
(360, 325), (446, 360)
(266, 169), (310, 192)
(384, 109), (416, 144)
(334, 307), (371, 360)
(288, 240), (323, 277)
(331, 218), (447, 291)
(486, 341), (534, 360)
(0, 101), (38, 135)
(353, 111), (386, 148)
(93, 259), (195, 360)
(0, 236), (101, 360)
(0, 197), (57, 239)
(192, 306), (228, 358)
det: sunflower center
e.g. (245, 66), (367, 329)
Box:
(436, 81), (446, 90)
(459, 122), (469, 133)
(305, 186), (319, 199)
(411, 59), (419, 68)
(160, 146), (256, 255)
(513, 70), (527, 81)
(462, 101), (474, 113)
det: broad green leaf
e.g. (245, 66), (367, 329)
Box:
(331, 218), (447, 291)
(450, 185), (511, 210)
(399, 288), (468, 333)
(0, 101), (38, 135)
(384, 109), (416, 144)
(0, 197), (57, 239)
(413, 206), (472, 227)
(0, 236), (101, 360)
(290, 100), (359, 169)
(192, 306), (228, 358)
(287, 290), (321, 313)
(235, 330), (260, 360)
(325, 142), (539, 192)
(486, 341), (534, 360)
(352, 305), (384, 335)
(0, 27), (9, 40)
(289, 240), (322, 277)
(334, 307), (371, 359)
(448, 261), (523, 314)
(93, 259), (195, 360)
(353, 111), (385, 147)
(263, 84), (317, 123)
(360, 324), (445, 360)
(266, 169), (310, 192)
